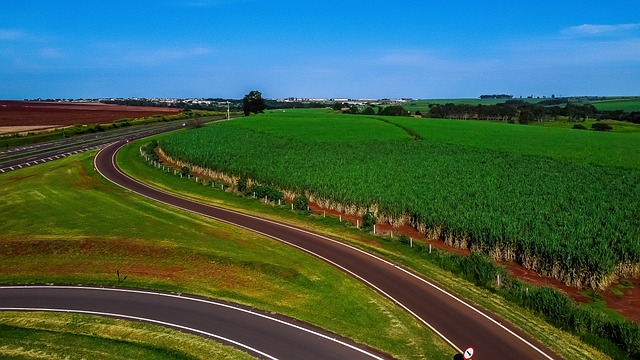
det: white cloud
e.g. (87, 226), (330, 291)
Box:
(377, 50), (445, 67)
(562, 23), (640, 37)
(181, 0), (252, 7)
(125, 47), (213, 65)
(38, 48), (67, 59)
(0, 29), (24, 41)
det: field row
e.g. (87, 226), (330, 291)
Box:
(159, 110), (640, 289)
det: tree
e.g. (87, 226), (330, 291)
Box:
(242, 90), (266, 116)
(518, 109), (534, 124)
(379, 105), (409, 116)
(361, 106), (376, 115)
(591, 122), (613, 131)
(342, 105), (359, 114)
(293, 194), (309, 211)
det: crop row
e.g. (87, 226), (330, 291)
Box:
(159, 114), (640, 289)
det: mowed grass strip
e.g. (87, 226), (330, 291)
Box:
(0, 311), (253, 360)
(0, 152), (452, 359)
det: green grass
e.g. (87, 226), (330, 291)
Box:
(590, 98), (640, 112)
(387, 117), (640, 168)
(244, 108), (411, 142)
(0, 312), (253, 360)
(159, 110), (640, 289)
(531, 118), (640, 134)
(0, 151), (452, 360)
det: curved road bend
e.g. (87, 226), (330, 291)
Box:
(95, 141), (559, 360)
(0, 286), (384, 360)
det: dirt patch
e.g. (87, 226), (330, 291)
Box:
(0, 101), (180, 127)
(0, 238), (276, 293)
(0, 126), (59, 135)
(603, 278), (640, 322)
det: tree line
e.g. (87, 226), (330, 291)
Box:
(332, 98), (640, 125)
(425, 100), (640, 124)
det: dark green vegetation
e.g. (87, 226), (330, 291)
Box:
(138, 133), (623, 359)
(0, 151), (451, 359)
(402, 97), (640, 124)
(160, 109), (640, 291)
(0, 312), (253, 359)
(590, 98), (640, 112)
(427, 251), (640, 359)
(242, 90), (267, 116)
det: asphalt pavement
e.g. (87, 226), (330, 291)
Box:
(0, 286), (385, 360)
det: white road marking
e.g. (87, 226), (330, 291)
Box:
(0, 286), (383, 359)
(0, 306), (279, 360)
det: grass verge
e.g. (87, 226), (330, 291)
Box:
(0, 151), (452, 359)
(0, 311), (253, 359)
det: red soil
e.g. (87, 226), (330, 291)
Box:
(0, 100), (180, 127)
(308, 201), (640, 322)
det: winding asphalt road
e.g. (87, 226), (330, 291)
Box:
(93, 141), (559, 360)
(0, 286), (384, 360)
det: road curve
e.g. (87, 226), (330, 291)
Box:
(0, 286), (385, 360)
(95, 141), (559, 360)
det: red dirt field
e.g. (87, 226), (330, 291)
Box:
(0, 100), (181, 127)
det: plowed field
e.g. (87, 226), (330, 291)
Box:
(0, 101), (180, 127)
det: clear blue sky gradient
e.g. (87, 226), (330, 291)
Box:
(1, 1), (639, 99)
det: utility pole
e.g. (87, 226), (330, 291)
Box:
(227, 101), (230, 120)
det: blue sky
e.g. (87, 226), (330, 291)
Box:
(1, 1), (639, 99)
